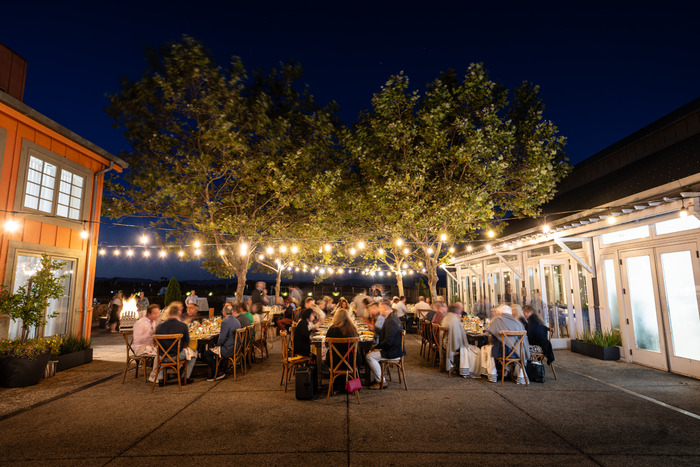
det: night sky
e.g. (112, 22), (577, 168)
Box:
(2, 1), (699, 281)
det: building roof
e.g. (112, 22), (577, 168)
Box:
(0, 90), (128, 169)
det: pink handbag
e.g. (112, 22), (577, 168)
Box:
(346, 377), (362, 393)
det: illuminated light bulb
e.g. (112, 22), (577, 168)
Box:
(140, 235), (148, 244)
(378, 248), (385, 255)
(143, 250), (151, 257)
(487, 230), (495, 238)
(4, 219), (19, 232)
(350, 247), (357, 255)
(295, 267), (299, 272)
(275, 258), (281, 265)
(159, 250), (167, 258)
(427, 247), (434, 254)
(440, 233), (447, 242)
(114, 249), (120, 256)
(418, 262), (423, 267)
(606, 216), (616, 225)
(486, 244), (492, 250)
(542, 225), (550, 233)
(266, 246), (274, 255)
(509, 244), (515, 250)
(680, 207), (689, 218)
(467, 245), (473, 252)
(402, 263), (408, 269)
(279, 245), (287, 253)
(258, 254), (265, 260)
(291, 245), (299, 254)
(178, 250), (185, 257)
(379, 271), (384, 276)
(193, 240), (201, 248)
(409, 270), (414, 275)
(287, 267), (292, 271)
(324, 244), (332, 252)
(338, 268), (343, 274)
(319, 268), (326, 274)
(126, 249), (134, 257)
(517, 241), (523, 247)
(289, 262), (294, 267)
(449, 247), (455, 253)
(219, 249), (226, 256)
(239, 243), (248, 255)
(395, 238), (403, 246)
(421, 268), (426, 273)
(194, 248), (201, 256)
(358, 241), (365, 250)
(80, 230), (89, 239)
(99, 249), (106, 256)
(403, 247), (409, 255)
(370, 270), (376, 276)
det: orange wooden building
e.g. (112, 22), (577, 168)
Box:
(0, 47), (127, 340)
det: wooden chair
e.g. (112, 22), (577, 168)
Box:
(253, 320), (270, 360)
(280, 331), (309, 392)
(326, 337), (361, 404)
(379, 331), (407, 391)
(121, 330), (153, 383)
(496, 330), (528, 387)
(214, 328), (247, 381)
(244, 325), (255, 368)
(418, 319), (427, 357)
(430, 323), (441, 367)
(439, 326), (449, 375)
(151, 334), (185, 392)
(532, 326), (558, 380)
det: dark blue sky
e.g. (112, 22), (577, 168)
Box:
(2, 1), (699, 280)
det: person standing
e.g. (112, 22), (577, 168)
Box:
(203, 304), (241, 381)
(136, 292), (150, 318)
(366, 300), (405, 389)
(108, 292), (123, 333)
(289, 286), (302, 306)
(353, 289), (371, 318)
(251, 282), (268, 311)
(185, 290), (199, 307)
(154, 306), (196, 385)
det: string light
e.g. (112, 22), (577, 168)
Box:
(542, 224), (550, 233)
(193, 240), (201, 248)
(487, 230), (495, 238)
(427, 247), (434, 254)
(194, 248), (201, 256)
(485, 244), (492, 250)
(402, 247), (409, 255)
(291, 245), (299, 254)
(337, 268), (343, 274)
(239, 243), (248, 256)
(159, 250), (167, 258)
(679, 207), (689, 218)
(258, 254), (265, 260)
(358, 241), (365, 250)
(266, 246), (274, 255)
(3, 219), (19, 232)
(99, 249), (106, 256)
(378, 248), (385, 255)
(219, 249), (226, 256)
(143, 250), (151, 257)
(126, 249), (134, 257)
(467, 245), (473, 252)
(606, 215), (616, 225)
(395, 238), (403, 246)
(440, 233), (447, 241)
(350, 247), (357, 255)
(279, 245), (287, 253)
(178, 250), (185, 257)
(449, 247), (455, 253)
(319, 267), (325, 274)
(114, 249), (120, 256)
(80, 229), (89, 239)
(324, 244), (332, 252)
(139, 234), (148, 244)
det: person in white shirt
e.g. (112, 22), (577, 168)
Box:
(395, 296), (408, 318)
(133, 304), (160, 355)
(185, 290), (199, 307)
(413, 296), (432, 319)
(353, 290), (371, 318)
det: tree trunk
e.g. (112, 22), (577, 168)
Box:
(275, 269), (282, 302)
(395, 273), (405, 297)
(235, 269), (247, 304)
(427, 268), (438, 301)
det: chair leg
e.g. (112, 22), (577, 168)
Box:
(550, 362), (557, 380)
(400, 364), (408, 391)
(500, 360), (505, 387)
(215, 357), (220, 379)
(122, 359), (130, 384)
(380, 363), (385, 390)
(134, 360), (140, 379)
(151, 364), (160, 392)
(176, 366), (182, 391)
(326, 373), (334, 404)
(280, 364), (286, 386)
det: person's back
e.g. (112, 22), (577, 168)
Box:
(488, 306), (529, 360)
(526, 314), (548, 347)
(155, 317), (190, 357)
(377, 313), (404, 359)
(219, 315), (241, 357)
(432, 310), (446, 325)
(294, 318), (313, 357)
(237, 312), (252, 328)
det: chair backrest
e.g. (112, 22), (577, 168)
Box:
(153, 334), (183, 365)
(500, 330), (526, 361)
(439, 326), (448, 349)
(431, 322), (440, 344)
(235, 327), (247, 356)
(259, 320), (270, 340)
(290, 323), (298, 350)
(326, 337), (360, 375)
(280, 331), (290, 360)
(246, 325), (254, 343)
(122, 330), (136, 357)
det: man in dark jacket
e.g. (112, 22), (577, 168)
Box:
(203, 305), (241, 381)
(154, 305), (196, 385)
(366, 300), (405, 389)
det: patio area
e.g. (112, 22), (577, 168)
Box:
(0, 330), (698, 466)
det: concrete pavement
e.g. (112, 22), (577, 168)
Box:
(0, 330), (698, 466)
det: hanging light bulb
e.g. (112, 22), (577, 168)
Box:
(378, 248), (385, 255)
(319, 267), (326, 274)
(379, 271), (384, 276)
(178, 250), (185, 257)
(140, 234), (148, 244)
(440, 233), (447, 242)
(258, 254), (265, 260)
(467, 245), (473, 252)
(99, 249), (106, 256)
(517, 241), (523, 247)
(239, 243), (248, 256)
(427, 247), (434, 254)
(80, 229), (89, 239)
(403, 247), (409, 255)
(219, 249), (226, 256)
(4, 219), (19, 232)
(143, 250), (151, 258)
(486, 244), (492, 250)
(324, 244), (332, 252)
(266, 246), (274, 255)
(350, 247), (357, 255)
(126, 249), (134, 257)
(409, 270), (414, 275)
(295, 267), (299, 272)
(159, 250), (167, 258)
(606, 215), (616, 225)
(542, 224), (550, 233)
(114, 249), (120, 256)
(402, 263), (408, 269)
(338, 268), (344, 274)
(395, 238), (403, 246)
(193, 240), (201, 248)
(487, 230), (495, 238)
(449, 247), (455, 253)
(279, 245), (287, 253)
(358, 241), (366, 250)
(421, 268), (426, 273)
(291, 245), (299, 254)
(680, 207), (689, 218)
(194, 248), (201, 256)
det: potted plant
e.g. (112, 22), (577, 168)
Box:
(571, 329), (622, 361)
(55, 335), (93, 371)
(0, 254), (66, 387)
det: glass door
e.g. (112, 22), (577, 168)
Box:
(619, 249), (668, 370)
(539, 260), (574, 338)
(655, 243), (700, 378)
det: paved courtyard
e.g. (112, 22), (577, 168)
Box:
(0, 330), (698, 466)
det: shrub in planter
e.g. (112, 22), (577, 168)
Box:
(571, 329), (622, 361)
(0, 254), (66, 387)
(55, 335), (93, 371)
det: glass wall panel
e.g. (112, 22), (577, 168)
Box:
(660, 251), (700, 360)
(603, 259), (620, 329)
(626, 255), (661, 352)
(8, 255), (42, 339)
(654, 215), (700, 235)
(577, 264), (591, 332)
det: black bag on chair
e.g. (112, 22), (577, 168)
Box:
(295, 364), (315, 400)
(526, 361), (545, 383)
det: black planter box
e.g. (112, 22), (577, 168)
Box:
(0, 353), (51, 388)
(56, 348), (93, 372)
(571, 339), (620, 361)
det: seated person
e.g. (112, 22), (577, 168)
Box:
(154, 306), (197, 385)
(133, 304), (160, 355)
(277, 296), (296, 332)
(233, 304), (252, 328)
(413, 296), (432, 319)
(487, 305), (530, 377)
(314, 300), (327, 322)
(523, 305), (554, 364)
(364, 302), (383, 334)
(325, 308), (359, 392)
(366, 300), (405, 389)
(293, 306), (317, 358)
(204, 304), (241, 381)
(159, 301), (182, 322)
(431, 301), (448, 325)
(180, 303), (198, 325)
(442, 303), (479, 377)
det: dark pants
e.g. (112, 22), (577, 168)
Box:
(204, 349), (228, 377)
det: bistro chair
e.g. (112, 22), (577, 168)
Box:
(214, 328), (247, 381)
(280, 331), (310, 392)
(244, 325), (256, 368)
(430, 323), (441, 367)
(253, 320), (270, 360)
(379, 331), (408, 391)
(532, 326), (558, 380)
(418, 319), (427, 357)
(151, 334), (185, 392)
(496, 330), (528, 388)
(326, 337), (361, 404)
(439, 326), (449, 375)
(121, 330), (153, 383)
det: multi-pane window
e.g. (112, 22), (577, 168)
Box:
(23, 154), (85, 220)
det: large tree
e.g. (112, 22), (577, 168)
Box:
(106, 38), (341, 302)
(347, 64), (569, 298)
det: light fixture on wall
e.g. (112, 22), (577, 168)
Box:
(3, 218), (19, 232)
(679, 201), (689, 218)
